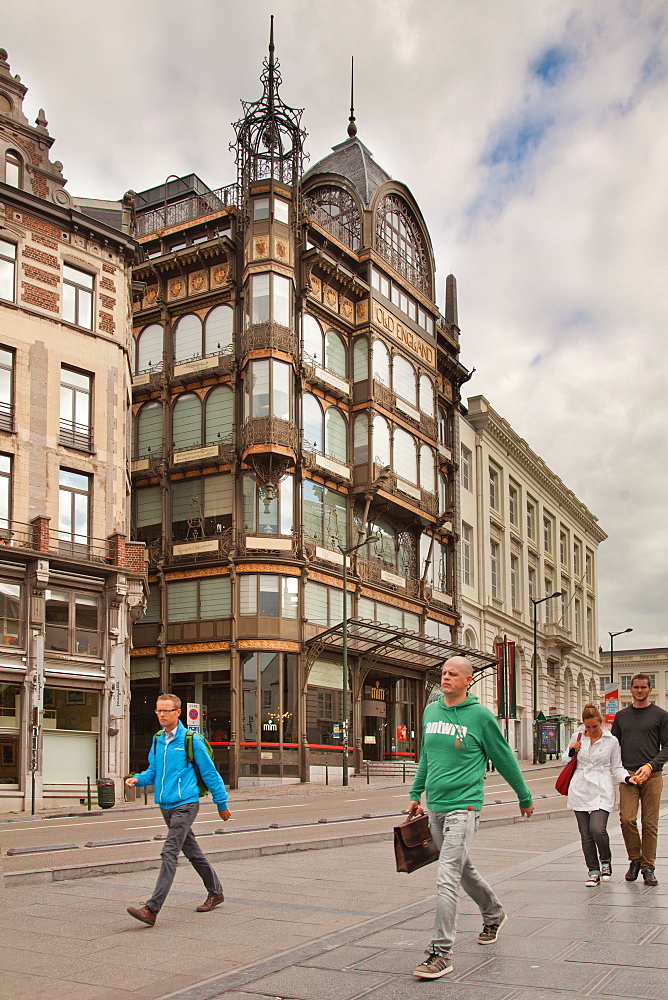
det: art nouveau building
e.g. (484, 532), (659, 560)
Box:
(459, 395), (607, 756)
(0, 51), (146, 810)
(128, 33), (495, 785)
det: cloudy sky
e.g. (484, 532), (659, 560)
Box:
(5, 0), (666, 650)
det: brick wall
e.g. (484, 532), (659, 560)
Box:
(21, 282), (58, 312)
(23, 264), (59, 287)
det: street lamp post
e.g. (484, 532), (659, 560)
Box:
(340, 533), (379, 786)
(531, 590), (563, 765)
(609, 628), (633, 684)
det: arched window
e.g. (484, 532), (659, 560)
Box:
(324, 329), (346, 378)
(172, 393), (202, 451)
(353, 336), (369, 383)
(135, 324), (163, 374)
(173, 314), (202, 363)
(419, 375), (434, 416)
(393, 355), (417, 406)
(303, 393), (323, 453)
(5, 150), (21, 188)
(375, 193), (430, 294)
(420, 444), (436, 494)
(373, 415), (391, 467)
(438, 407), (448, 446)
(303, 185), (361, 251)
(325, 406), (347, 463)
(205, 385), (233, 445)
(204, 305), (233, 355)
(353, 412), (368, 464)
(464, 628), (477, 650)
(394, 427), (417, 484)
(303, 314), (322, 364)
(372, 340), (390, 386)
(439, 473), (448, 514)
(134, 401), (161, 459)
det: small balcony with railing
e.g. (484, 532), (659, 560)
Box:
(0, 518), (146, 574)
(136, 183), (239, 238)
(59, 418), (93, 453)
(172, 346), (235, 384)
(0, 399), (15, 433)
(302, 360), (350, 400)
(239, 322), (298, 361)
(171, 437), (234, 470)
(240, 417), (299, 458)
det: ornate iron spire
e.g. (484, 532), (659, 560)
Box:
(231, 16), (308, 193)
(347, 56), (357, 138)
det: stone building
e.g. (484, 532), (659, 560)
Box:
(599, 647), (668, 711)
(0, 50), (146, 810)
(128, 30), (495, 785)
(459, 395), (607, 757)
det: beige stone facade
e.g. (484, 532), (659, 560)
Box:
(599, 647), (668, 711)
(459, 395), (607, 758)
(0, 50), (145, 810)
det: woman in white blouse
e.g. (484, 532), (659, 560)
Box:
(564, 703), (631, 886)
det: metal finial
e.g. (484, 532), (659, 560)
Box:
(347, 56), (357, 137)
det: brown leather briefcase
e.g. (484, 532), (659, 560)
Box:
(393, 813), (440, 873)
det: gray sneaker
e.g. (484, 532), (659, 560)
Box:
(478, 910), (507, 944)
(413, 953), (453, 979)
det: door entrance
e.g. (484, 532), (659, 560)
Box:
(361, 675), (419, 761)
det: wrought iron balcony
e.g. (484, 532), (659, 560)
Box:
(59, 419), (93, 452)
(0, 400), (14, 433)
(241, 416), (299, 455)
(240, 321), (298, 359)
(136, 183), (239, 237)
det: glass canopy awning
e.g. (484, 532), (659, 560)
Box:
(305, 618), (498, 676)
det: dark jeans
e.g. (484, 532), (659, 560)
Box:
(146, 801), (222, 914)
(574, 809), (611, 873)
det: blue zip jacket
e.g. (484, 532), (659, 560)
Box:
(133, 720), (229, 810)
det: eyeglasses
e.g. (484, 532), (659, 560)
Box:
(155, 708), (179, 715)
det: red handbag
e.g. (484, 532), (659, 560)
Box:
(555, 733), (582, 795)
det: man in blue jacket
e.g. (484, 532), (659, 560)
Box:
(125, 693), (231, 925)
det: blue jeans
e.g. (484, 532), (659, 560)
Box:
(428, 809), (503, 958)
(146, 802), (222, 914)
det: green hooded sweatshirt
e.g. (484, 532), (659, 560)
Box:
(410, 692), (532, 813)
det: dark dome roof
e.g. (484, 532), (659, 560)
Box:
(303, 137), (391, 209)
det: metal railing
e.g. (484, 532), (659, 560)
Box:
(136, 184), (240, 237)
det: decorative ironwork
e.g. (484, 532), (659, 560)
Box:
(59, 419), (93, 452)
(375, 194), (430, 295)
(240, 321), (298, 359)
(136, 184), (239, 237)
(241, 417), (299, 454)
(186, 496), (205, 541)
(231, 17), (307, 196)
(303, 186), (361, 251)
(247, 452), (293, 504)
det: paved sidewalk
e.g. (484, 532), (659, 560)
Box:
(1, 808), (666, 1000)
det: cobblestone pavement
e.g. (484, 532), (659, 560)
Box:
(1, 807), (666, 1000)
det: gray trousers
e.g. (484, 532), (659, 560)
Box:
(574, 809), (611, 874)
(146, 802), (222, 914)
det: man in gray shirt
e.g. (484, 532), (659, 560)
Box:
(611, 673), (668, 886)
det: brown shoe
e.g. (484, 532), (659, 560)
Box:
(196, 892), (225, 912)
(127, 904), (156, 926)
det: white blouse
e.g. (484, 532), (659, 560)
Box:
(561, 727), (629, 813)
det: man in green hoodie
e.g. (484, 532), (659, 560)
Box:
(407, 656), (533, 979)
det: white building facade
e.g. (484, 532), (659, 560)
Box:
(459, 395), (607, 758)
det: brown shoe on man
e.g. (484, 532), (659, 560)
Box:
(196, 892), (225, 912)
(127, 904), (156, 926)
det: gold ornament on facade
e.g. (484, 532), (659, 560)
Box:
(190, 271), (206, 294)
(325, 286), (337, 309)
(254, 236), (268, 259)
(211, 263), (229, 285)
(341, 298), (353, 320)
(168, 278), (184, 299)
(145, 287), (158, 305)
(310, 274), (322, 298)
(442, 378), (453, 401)
(275, 237), (289, 263)
(356, 300), (368, 323)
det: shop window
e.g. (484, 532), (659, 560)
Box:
(248, 272), (292, 327)
(303, 480), (347, 548)
(132, 484), (161, 544)
(393, 355), (417, 406)
(204, 385), (233, 445)
(45, 590), (100, 656)
(0, 453), (11, 531)
(167, 576), (231, 622)
(0, 581), (20, 646)
(43, 687), (100, 731)
(172, 392), (202, 451)
(62, 263), (94, 330)
(245, 358), (292, 421)
(239, 574), (298, 619)
(242, 473), (293, 535)
(58, 469), (90, 549)
(135, 323), (163, 374)
(60, 367), (92, 451)
(5, 150), (22, 188)
(419, 374), (434, 416)
(173, 314), (202, 364)
(204, 304), (233, 355)
(0, 681), (20, 786)
(242, 651), (298, 746)
(372, 339), (390, 387)
(0, 239), (16, 303)
(134, 400), (162, 459)
(353, 335), (369, 383)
